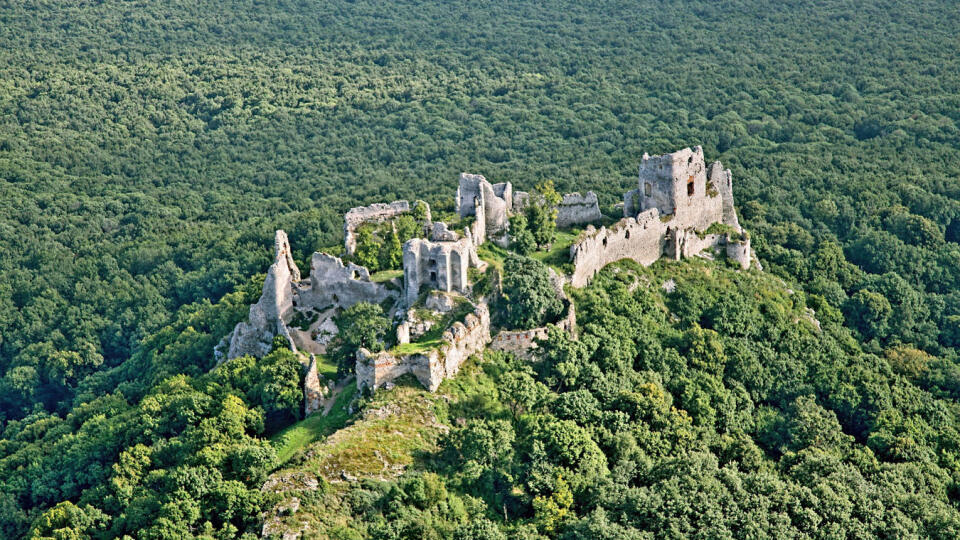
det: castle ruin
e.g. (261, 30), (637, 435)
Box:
(222, 146), (755, 404)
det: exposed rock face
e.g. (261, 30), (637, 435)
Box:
(227, 230), (301, 359)
(402, 237), (477, 307)
(556, 191), (602, 227)
(456, 173), (510, 235)
(356, 303), (490, 392)
(425, 291), (456, 312)
(430, 222), (460, 242)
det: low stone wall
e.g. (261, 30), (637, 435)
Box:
(491, 303), (576, 358)
(569, 209), (667, 288)
(556, 191), (602, 227)
(356, 303), (491, 392)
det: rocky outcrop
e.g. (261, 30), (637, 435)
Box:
(556, 191), (602, 227)
(356, 303), (491, 392)
(227, 230), (301, 359)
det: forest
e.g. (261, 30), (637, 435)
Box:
(2, 0), (960, 537)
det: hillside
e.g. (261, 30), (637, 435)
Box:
(2, 0), (960, 538)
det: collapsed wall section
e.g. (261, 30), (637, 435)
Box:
(343, 200), (431, 256)
(569, 209), (667, 288)
(356, 303), (491, 392)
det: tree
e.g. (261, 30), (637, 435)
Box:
(498, 254), (563, 329)
(330, 302), (390, 375)
(510, 213), (536, 255)
(844, 289), (892, 340)
(525, 181), (562, 248)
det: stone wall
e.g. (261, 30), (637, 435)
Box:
(491, 302), (576, 358)
(356, 303), (491, 392)
(343, 200), (431, 256)
(556, 191), (602, 228)
(456, 173), (510, 235)
(227, 230), (302, 359)
(709, 161), (741, 232)
(638, 146), (724, 232)
(299, 252), (396, 310)
(569, 209), (667, 288)
(402, 237), (476, 306)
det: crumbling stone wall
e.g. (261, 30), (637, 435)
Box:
(709, 161), (741, 232)
(638, 146), (724, 232)
(303, 354), (325, 416)
(569, 209), (667, 288)
(491, 302), (576, 358)
(227, 232), (397, 361)
(356, 303), (491, 392)
(556, 191), (602, 228)
(402, 237), (476, 306)
(343, 200), (431, 256)
(456, 173), (510, 235)
(227, 230), (301, 359)
(299, 252), (395, 309)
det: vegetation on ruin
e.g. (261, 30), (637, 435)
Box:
(3, 0), (960, 537)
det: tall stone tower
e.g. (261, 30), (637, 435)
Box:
(637, 146), (722, 231)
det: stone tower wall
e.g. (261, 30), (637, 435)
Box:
(568, 209), (667, 288)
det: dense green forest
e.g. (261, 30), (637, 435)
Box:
(2, 0), (960, 537)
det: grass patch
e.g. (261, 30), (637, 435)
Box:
(313, 353), (338, 380)
(389, 299), (475, 356)
(271, 383), (358, 464)
(477, 242), (509, 272)
(530, 228), (579, 273)
(370, 269), (403, 283)
(300, 381), (446, 481)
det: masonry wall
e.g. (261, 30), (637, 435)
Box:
(556, 191), (602, 228)
(569, 209), (667, 288)
(356, 303), (491, 392)
(491, 303), (576, 358)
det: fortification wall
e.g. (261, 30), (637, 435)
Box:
(227, 230), (302, 359)
(456, 173), (510, 235)
(726, 237), (752, 269)
(556, 191), (602, 227)
(344, 200), (431, 256)
(491, 303), (576, 358)
(301, 253), (395, 309)
(356, 303), (490, 392)
(569, 210), (667, 288)
(709, 161), (741, 232)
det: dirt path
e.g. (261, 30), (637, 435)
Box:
(323, 376), (354, 416)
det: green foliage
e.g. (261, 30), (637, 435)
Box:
(525, 181), (562, 249)
(330, 302), (390, 375)
(4, 0), (960, 537)
(498, 254), (563, 330)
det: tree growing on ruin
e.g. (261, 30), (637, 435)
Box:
(526, 180), (562, 249)
(498, 254), (563, 329)
(330, 302), (390, 376)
